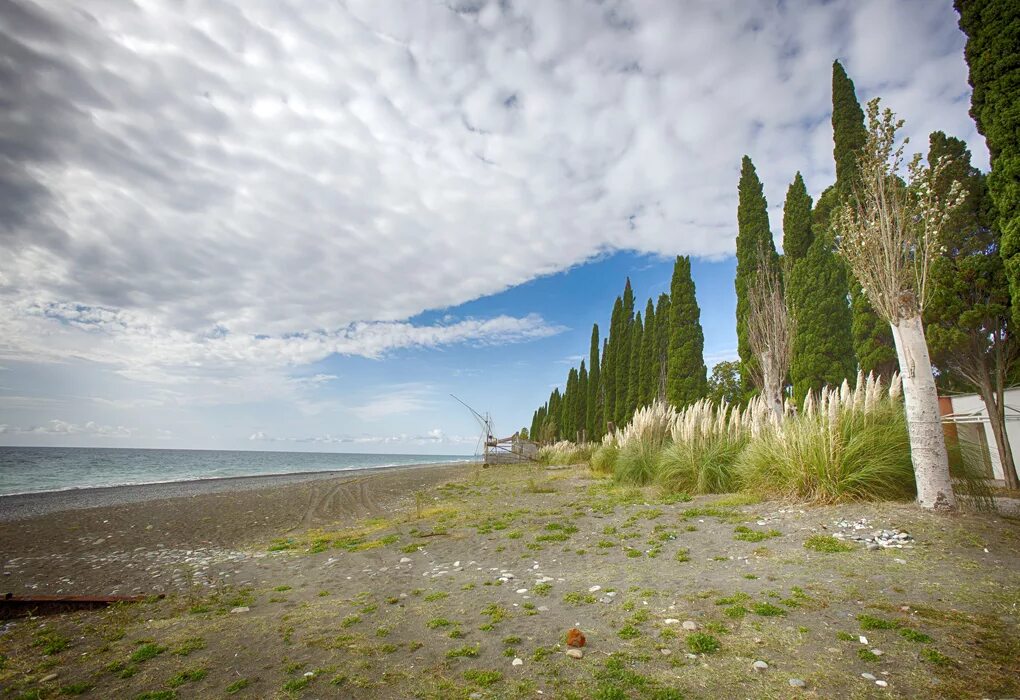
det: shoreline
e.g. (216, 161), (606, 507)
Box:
(0, 460), (476, 522)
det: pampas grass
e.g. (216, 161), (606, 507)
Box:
(736, 374), (915, 503)
(590, 444), (619, 476)
(657, 434), (747, 495)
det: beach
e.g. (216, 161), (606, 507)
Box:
(1, 461), (1018, 698)
(0, 461), (472, 596)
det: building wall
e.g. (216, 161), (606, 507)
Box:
(944, 390), (1020, 482)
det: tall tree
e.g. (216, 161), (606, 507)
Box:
(925, 131), (1020, 490)
(654, 293), (671, 401)
(708, 360), (742, 406)
(625, 312), (644, 421)
(640, 298), (658, 405)
(545, 389), (561, 443)
(562, 368), (578, 441)
(587, 324), (602, 441)
(832, 60), (897, 378)
(747, 247), (794, 419)
(605, 296), (624, 427)
(615, 279), (636, 426)
(788, 227), (855, 404)
(667, 256), (708, 407)
(834, 99), (965, 511)
(782, 172), (814, 262)
(955, 1), (1020, 330)
(735, 156), (780, 394)
(577, 361), (589, 443)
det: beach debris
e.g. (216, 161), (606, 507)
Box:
(0, 593), (164, 619)
(831, 519), (914, 549)
(566, 628), (586, 648)
(565, 648), (583, 659)
(752, 660), (769, 672)
(682, 620), (698, 631)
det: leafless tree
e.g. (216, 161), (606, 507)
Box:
(833, 98), (966, 512)
(746, 248), (793, 422)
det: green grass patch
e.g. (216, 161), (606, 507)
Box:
(686, 632), (721, 654)
(803, 535), (855, 553)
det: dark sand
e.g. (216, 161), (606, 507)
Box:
(0, 461), (475, 595)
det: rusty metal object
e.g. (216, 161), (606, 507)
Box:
(0, 593), (164, 619)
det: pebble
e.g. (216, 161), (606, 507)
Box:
(399, 557), (412, 564)
(859, 635), (868, 645)
(862, 673), (877, 681)
(512, 657), (523, 666)
(789, 678), (807, 689)
(682, 621), (698, 631)
(660, 648), (672, 656)
(685, 653), (698, 659)
(663, 619), (680, 625)
(40, 673), (58, 683)
(229, 606), (250, 613)
(871, 649), (884, 657)
(876, 680), (888, 688)
(588, 585), (602, 593)
(752, 660), (768, 672)
(566, 648), (583, 659)
(516, 588), (528, 594)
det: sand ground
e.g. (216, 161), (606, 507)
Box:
(1, 461), (1018, 699)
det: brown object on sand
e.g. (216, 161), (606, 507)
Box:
(566, 627), (586, 648)
(0, 593), (164, 619)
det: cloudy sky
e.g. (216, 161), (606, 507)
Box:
(0, 0), (986, 453)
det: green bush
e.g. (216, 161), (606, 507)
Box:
(613, 440), (661, 486)
(656, 434), (745, 495)
(736, 400), (914, 503)
(591, 444), (620, 475)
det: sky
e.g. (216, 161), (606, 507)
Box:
(0, 0), (988, 454)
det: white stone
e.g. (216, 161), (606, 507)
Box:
(399, 557), (412, 563)
(516, 588), (528, 594)
(663, 619), (680, 625)
(859, 635), (868, 645)
(588, 585), (602, 593)
(660, 648), (672, 656)
(862, 673), (877, 681)
(876, 680), (888, 688)
(871, 649), (884, 656)
(230, 606), (249, 613)
(512, 658), (523, 666)
(566, 648), (583, 659)
(789, 678), (807, 689)
(752, 660), (768, 672)
(682, 621), (698, 631)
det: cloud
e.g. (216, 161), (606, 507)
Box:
(0, 0), (981, 347)
(247, 427), (475, 446)
(0, 419), (132, 438)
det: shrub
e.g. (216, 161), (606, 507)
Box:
(613, 439), (662, 486)
(538, 441), (593, 465)
(591, 444), (620, 475)
(736, 393), (914, 503)
(657, 434), (745, 495)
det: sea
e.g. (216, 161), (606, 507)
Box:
(0, 446), (474, 497)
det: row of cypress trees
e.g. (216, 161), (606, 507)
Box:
(530, 53), (1013, 446)
(529, 257), (708, 443)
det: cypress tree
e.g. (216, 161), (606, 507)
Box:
(831, 60), (896, 378)
(640, 299), (657, 405)
(615, 279), (635, 426)
(955, 0), (1020, 330)
(605, 296), (623, 425)
(546, 389), (561, 442)
(788, 228), (855, 404)
(654, 293), (671, 401)
(562, 368), (578, 441)
(782, 172), (813, 262)
(735, 156), (779, 393)
(626, 312), (643, 420)
(587, 324), (601, 441)
(577, 361), (588, 442)
(667, 256), (708, 407)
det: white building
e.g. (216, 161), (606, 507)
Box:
(940, 389), (1020, 484)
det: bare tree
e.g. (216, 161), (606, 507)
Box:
(834, 99), (966, 512)
(746, 247), (793, 421)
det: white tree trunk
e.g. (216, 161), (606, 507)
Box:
(890, 315), (956, 511)
(761, 351), (784, 422)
